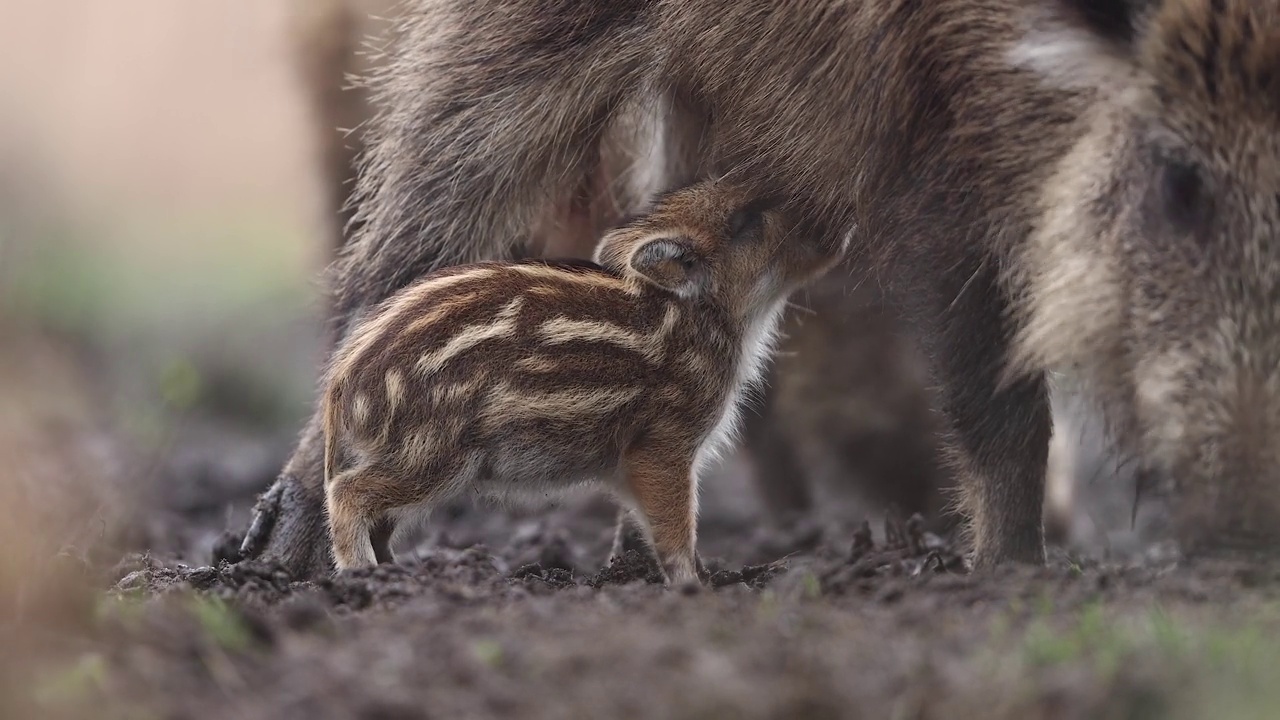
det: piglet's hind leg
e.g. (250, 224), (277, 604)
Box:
(326, 465), (404, 571)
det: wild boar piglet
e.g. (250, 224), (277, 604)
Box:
(322, 179), (849, 583)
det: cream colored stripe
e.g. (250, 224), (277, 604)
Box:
(482, 383), (642, 423)
(416, 296), (524, 375)
(538, 316), (648, 352)
(537, 302), (680, 361)
(331, 267), (496, 381)
(403, 291), (481, 337)
(508, 263), (636, 294)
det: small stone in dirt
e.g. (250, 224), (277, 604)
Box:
(185, 566), (219, 590)
(111, 553), (160, 590)
(113, 570), (148, 593)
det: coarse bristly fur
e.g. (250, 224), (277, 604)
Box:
(253, 0), (1280, 575)
(283, 0), (952, 561)
(321, 179), (848, 583)
(1006, 0), (1280, 553)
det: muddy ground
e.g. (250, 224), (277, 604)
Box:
(24, 501), (1280, 720)
(6, 327), (1280, 720)
(4, 4), (1280, 715)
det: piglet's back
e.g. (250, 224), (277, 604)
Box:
(327, 259), (729, 456)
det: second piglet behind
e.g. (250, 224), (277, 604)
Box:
(322, 179), (850, 584)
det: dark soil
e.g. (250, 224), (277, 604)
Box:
(86, 499), (1280, 720)
(59, 473), (1280, 720)
(8, 332), (1280, 720)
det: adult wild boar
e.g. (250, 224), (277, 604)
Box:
(243, 0), (1280, 574)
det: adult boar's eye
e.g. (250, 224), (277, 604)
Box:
(1158, 159), (1213, 238)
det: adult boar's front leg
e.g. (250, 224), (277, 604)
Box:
(237, 411), (334, 577)
(933, 263), (1052, 568)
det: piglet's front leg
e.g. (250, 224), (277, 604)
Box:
(623, 443), (701, 586)
(608, 508), (711, 583)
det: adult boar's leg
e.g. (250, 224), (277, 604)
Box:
(238, 412), (334, 576)
(934, 264), (1051, 568)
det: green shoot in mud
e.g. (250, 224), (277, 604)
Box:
(976, 601), (1280, 719)
(187, 595), (258, 653)
(94, 590), (149, 631)
(32, 653), (107, 710)
(471, 639), (505, 668)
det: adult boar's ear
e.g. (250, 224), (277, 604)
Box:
(629, 235), (711, 297)
(1008, 0), (1149, 93)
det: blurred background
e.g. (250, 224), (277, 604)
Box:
(0, 1), (342, 621)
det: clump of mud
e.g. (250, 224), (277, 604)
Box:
(80, 505), (1280, 720)
(111, 511), (964, 607)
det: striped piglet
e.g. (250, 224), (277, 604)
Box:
(322, 179), (849, 584)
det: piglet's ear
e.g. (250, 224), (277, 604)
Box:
(629, 236), (710, 297)
(1010, 0), (1146, 92)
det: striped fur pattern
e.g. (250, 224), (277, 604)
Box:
(322, 179), (848, 583)
(325, 0), (1280, 569)
(283, 0), (953, 561)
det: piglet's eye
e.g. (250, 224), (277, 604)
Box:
(1158, 160), (1212, 236)
(727, 209), (764, 240)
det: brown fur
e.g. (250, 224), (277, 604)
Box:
(260, 0), (1280, 574)
(284, 0), (949, 553)
(287, 0), (657, 260)
(329, 0), (1076, 568)
(1007, 1), (1280, 552)
(321, 180), (847, 582)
